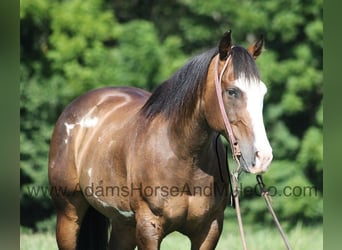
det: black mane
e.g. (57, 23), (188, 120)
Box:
(140, 46), (259, 124)
(140, 48), (218, 124)
(231, 46), (260, 80)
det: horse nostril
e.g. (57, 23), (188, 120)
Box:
(253, 151), (261, 167)
(252, 153), (257, 166)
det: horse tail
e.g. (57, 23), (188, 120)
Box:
(77, 206), (109, 250)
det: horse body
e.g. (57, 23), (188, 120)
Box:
(49, 85), (228, 249)
(49, 31), (273, 249)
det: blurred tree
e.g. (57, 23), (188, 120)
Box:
(20, 0), (322, 229)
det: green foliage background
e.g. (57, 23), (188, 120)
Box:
(20, 0), (322, 230)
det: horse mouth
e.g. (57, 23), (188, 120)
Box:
(247, 166), (268, 174)
(238, 154), (272, 174)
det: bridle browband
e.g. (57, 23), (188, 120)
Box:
(213, 52), (292, 250)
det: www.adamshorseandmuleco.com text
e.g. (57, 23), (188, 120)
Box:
(23, 181), (319, 199)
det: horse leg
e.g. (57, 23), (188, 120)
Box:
(108, 220), (137, 250)
(54, 192), (88, 250)
(134, 206), (164, 250)
(189, 218), (223, 250)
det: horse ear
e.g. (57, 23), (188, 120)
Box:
(247, 34), (264, 60)
(219, 30), (232, 60)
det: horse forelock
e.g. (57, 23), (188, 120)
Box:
(230, 46), (260, 83)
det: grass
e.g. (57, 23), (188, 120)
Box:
(20, 220), (322, 250)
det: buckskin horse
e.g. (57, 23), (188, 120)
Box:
(48, 31), (273, 250)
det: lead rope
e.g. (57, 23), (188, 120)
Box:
(256, 175), (292, 250)
(232, 165), (248, 250)
(214, 55), (291, 250)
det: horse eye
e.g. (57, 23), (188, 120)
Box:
(227, 89), (238, 98)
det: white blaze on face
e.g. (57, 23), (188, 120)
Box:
(235, 76), (273, 173)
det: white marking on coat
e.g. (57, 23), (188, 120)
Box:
(64, 122), (76, 144)
(94, 194), (112, 208)
(49, 160), (56, 168)
(79, 117), (98, 128)
(116, 209), (134, 218)
(63, 117), (98, 144)
(93, 194), (134, 218)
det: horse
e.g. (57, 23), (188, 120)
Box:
(48, 30), (273, 250)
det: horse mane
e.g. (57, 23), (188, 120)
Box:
(140, 46), (259, 124)
(140, 48), (218, 124)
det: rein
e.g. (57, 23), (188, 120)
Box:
(256, 175), (292, 249)
(213, 55), (292, 250)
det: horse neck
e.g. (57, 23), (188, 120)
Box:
(168, 98), (215, 161)
(168, 56), (223, 160)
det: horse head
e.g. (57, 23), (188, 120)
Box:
(205, 31), (273, 174)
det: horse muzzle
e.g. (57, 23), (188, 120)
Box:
(248, 150), (273, 174)
(238, 144), (273, 174)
